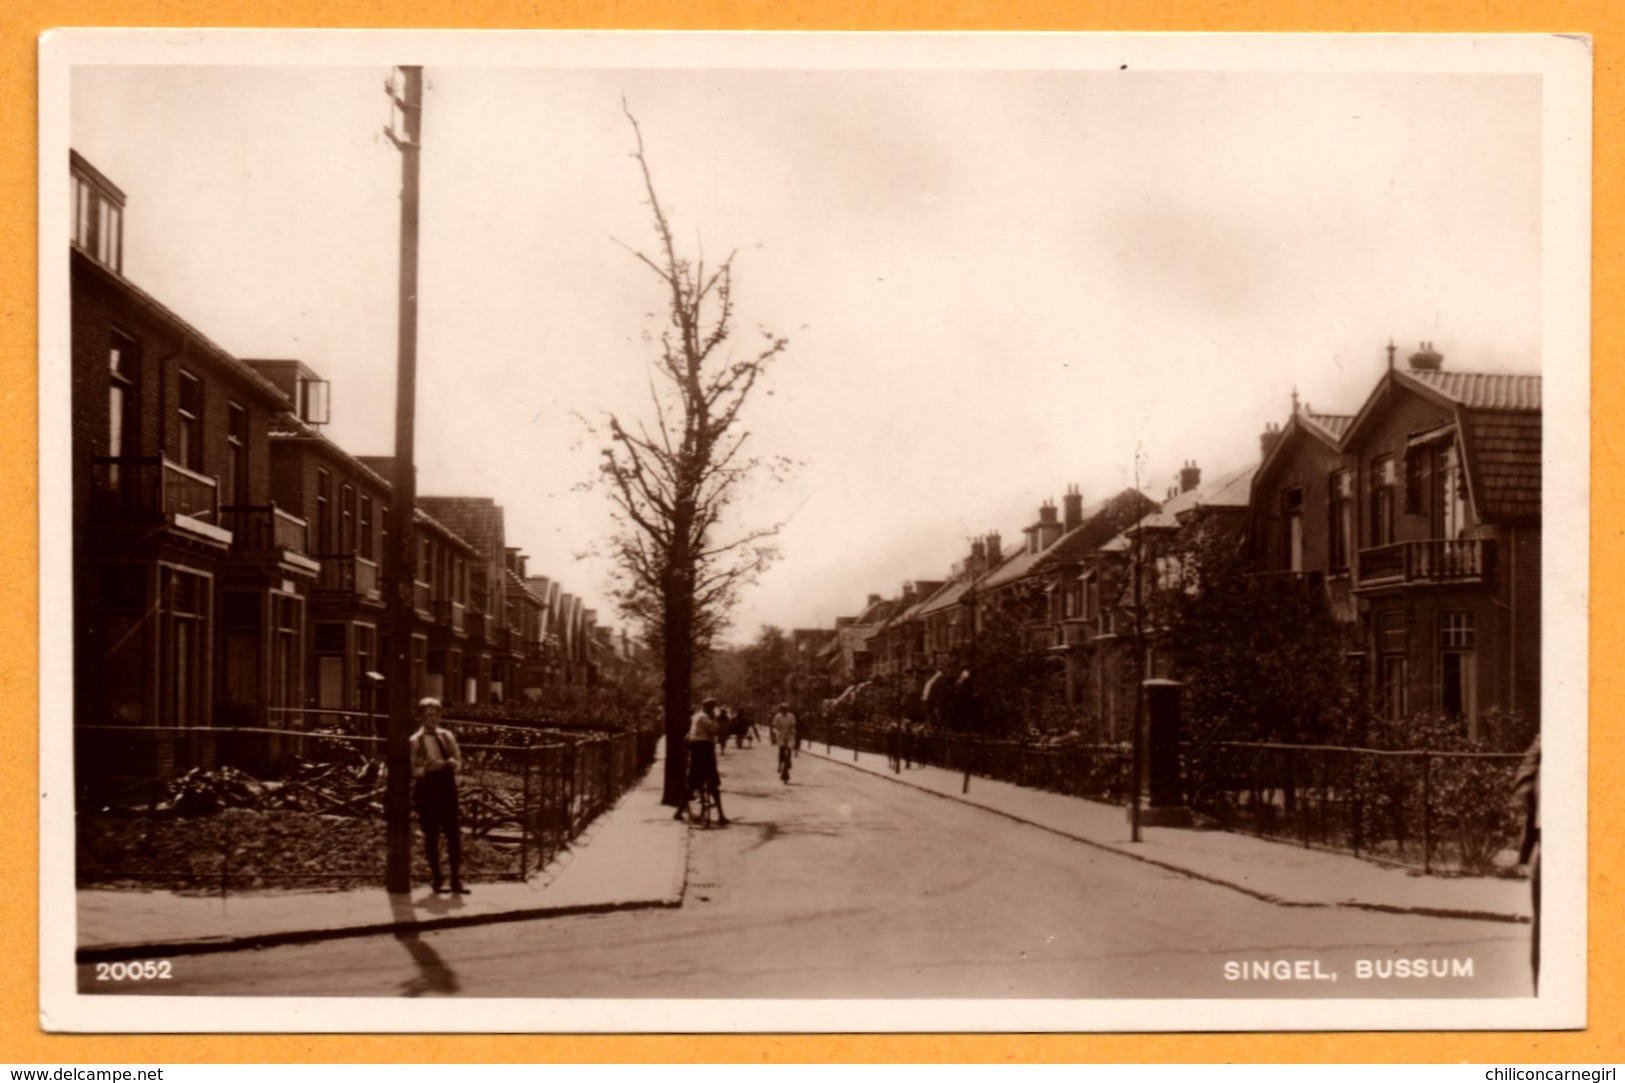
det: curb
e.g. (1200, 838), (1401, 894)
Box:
(76, 893), (684, 964)
(806, 748), (1529, 926)
(79, 780), (695, 963)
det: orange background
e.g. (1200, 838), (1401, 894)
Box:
(2, 1), (1618, 1065)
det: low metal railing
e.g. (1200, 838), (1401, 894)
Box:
(74, 718), (657, 893)
(1184, 740), (1524, 874)
(221, 505), (309, 554)
(1357, 538), (1494, 587)
(315, 553), (381, 599)
(91, 456), (219, 524)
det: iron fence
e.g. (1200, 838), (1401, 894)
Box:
(1184, 741), (1524, 874)
(74, 718), (656, 894)
(802, 717), (1130, 803)
(802, 716), (1524, 875)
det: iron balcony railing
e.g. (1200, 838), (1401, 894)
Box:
(220, 505), (309, 555)
(91, 456), (219, 525)
(1356, 538), (1495, 588)
(433, 599), (466, 634)
(314, 553), (381, 600)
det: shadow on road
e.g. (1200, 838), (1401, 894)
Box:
(388, 891), (461, 997)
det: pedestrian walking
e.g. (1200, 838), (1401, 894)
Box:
(1512, 734), (1541, 994)
(771, 702), (798, 783)
(410, 697), (468, 895)
(885, 718), (902, 773)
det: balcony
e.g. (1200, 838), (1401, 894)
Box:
(1356, 539), (1495, 590)
(315, 554), (381, 602)
(1052, 619), (1092, 649)
(91, 456), (227, 543)
(222, 505), (318, 576)
(433, 599), (466, 635)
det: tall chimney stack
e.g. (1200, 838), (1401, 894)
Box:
(1179, 461), (1202, 494)
(1062, 485), (1084, 531)
(1259, 422), (1283, 462)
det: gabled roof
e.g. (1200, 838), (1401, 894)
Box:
(1461, 411), (1542, 522)
(1256, 406), (1352, 487)
(1402, 369), (1542, 411)
(1342, 365), (1542, 525)
(1300, 409), (1353, 443)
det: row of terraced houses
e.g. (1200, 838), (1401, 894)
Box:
(808, 342), (1541, 746)
(69, 150), (644, 737)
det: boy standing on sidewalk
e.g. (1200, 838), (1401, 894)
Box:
(410, 697), (468, 895)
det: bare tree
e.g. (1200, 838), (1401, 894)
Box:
(598, 104), (790, 805)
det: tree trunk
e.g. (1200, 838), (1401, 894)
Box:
(659, 526), (696, 807)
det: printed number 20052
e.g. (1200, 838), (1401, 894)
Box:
(95, 960), (173, 981)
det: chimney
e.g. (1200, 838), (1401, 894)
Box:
(1409, 341), (1444, 371)
(986, 531), (1003, 563)
(867, 593), (882, 608)
(1179, 461), (1201, 494)
(969, 537), (986, 574)
(1063, 485), (1083, 531)
(1259, 421), (1282, 462)
(1036, 500), (1063, 551)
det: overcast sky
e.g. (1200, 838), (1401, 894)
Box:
(67, 40), (1547, 645)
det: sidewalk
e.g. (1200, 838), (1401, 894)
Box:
(76, 744), (689, 962)
(801, 742), (1533, 925)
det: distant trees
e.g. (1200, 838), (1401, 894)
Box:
(595, 106), (791, 806)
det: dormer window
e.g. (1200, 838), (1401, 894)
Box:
(70, 151), (125, 274)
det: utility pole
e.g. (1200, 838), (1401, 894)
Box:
(383, 65), (424, 895)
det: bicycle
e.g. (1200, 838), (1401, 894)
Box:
(693, 784), (717, 827)
(778, 743), (793, 784)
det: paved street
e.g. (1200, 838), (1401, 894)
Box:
(81, 743), (1530, 999)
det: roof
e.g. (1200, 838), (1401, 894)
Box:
(73, 248), (291, 411)
(419, 496), (506, 562)
(1462, 411), (1542, 522)
(1031, 488), (1163, 569)
(1300, 410), (1353, 443)
(1402, 369), (1542, 411)
(1137, 464), (1257, 531)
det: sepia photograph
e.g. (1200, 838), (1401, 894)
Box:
(38, 29), (1590, 1033)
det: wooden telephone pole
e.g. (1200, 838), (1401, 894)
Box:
(383, 65), (423, 895)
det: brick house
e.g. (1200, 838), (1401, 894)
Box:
(71, 150), (319, 745)
(1342, 347), (1541, 740)
(1249, 345), (1540, 742)
(259, 394), (392, 720)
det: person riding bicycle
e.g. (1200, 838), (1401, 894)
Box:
(674, 697), (729, 825)
(771, 702), (798, 784)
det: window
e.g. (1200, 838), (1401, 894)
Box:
(340, 484), (355, 553)
(1435, 442), (1468, 540)
(71, 170), (123, 273)
(1439, 611), (1478, 735)
(1329, 469), (1355, 572)
(1376, 609), (1408, 721)
(108, 332), (138, 464)
(1369, 455), (1396, 547)
(225, 403), (248, 505)
(1283, 487), (1304, 573)
(359, 495), (374, 560)
(159, 566), (211, 728)
(177, 370), (203, 472)
(315, 469), (332, 553)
